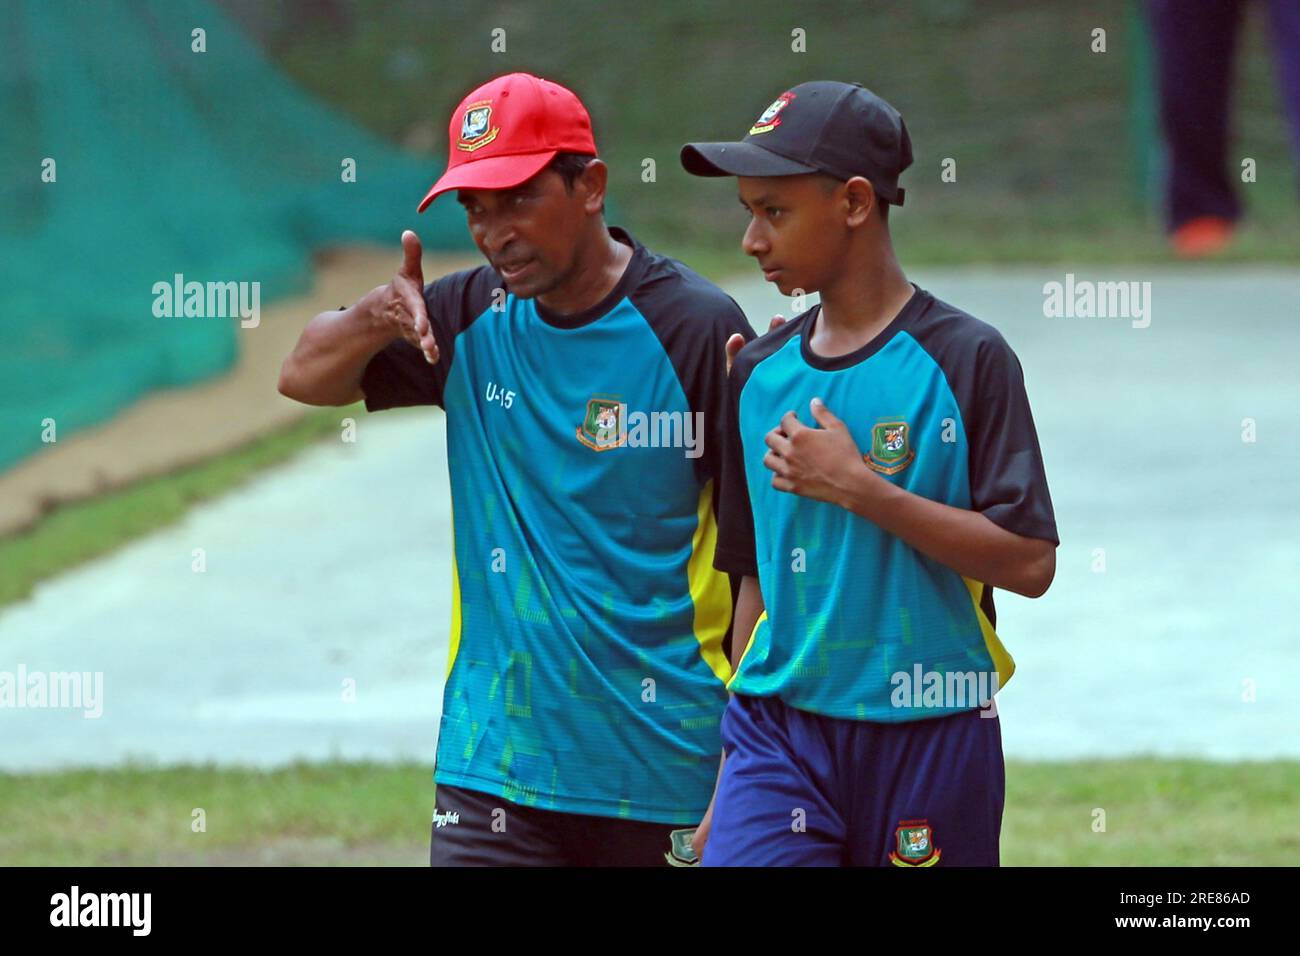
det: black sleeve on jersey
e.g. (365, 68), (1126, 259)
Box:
(360, 266), (499, 412)
(968, 336), (1058, 543)
(629, 267), (756, 489)
(909, 302), (1059, 545)
(712, 315), (808, 578)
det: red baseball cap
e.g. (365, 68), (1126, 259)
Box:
(416, 72), (598, 212)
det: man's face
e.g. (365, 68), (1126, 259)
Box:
(736, 174), (845, 297)
(457, 167), (590, 298)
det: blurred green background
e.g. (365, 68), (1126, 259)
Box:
(257, 0), (1300, 265)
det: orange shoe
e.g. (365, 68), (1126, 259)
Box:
(1171, 216), (1235, 257)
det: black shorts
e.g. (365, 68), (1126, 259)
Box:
(429, 784), (700, 867)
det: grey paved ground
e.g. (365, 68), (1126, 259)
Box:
(0, 407), (450, 770)
(1, 267), (1296, 770)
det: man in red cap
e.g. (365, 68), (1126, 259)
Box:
(279, 73), (754, 866)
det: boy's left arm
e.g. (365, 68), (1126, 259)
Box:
(763, 398), (1056, 598)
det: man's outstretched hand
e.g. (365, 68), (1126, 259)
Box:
(382, 230), (439, 364)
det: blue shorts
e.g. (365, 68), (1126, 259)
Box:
(702, 694), (1005, 867)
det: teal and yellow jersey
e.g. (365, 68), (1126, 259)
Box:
(361, 227), (754, 823)
(716, 286), (1058, 722)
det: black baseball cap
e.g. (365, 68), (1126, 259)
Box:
(680, 80), (913, 205)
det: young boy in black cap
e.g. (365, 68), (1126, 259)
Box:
(680, 81), (1059, 866)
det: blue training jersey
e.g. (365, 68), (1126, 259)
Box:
(715, 285), (1058, 722)
(361, 227), (754, 823)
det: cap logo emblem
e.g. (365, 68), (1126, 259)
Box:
(458, 100), (499, 151)
(749, 92), (795, 135)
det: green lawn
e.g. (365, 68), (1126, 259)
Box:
(1, 758), (1293, 865)
(1002, 759), (1299, 866)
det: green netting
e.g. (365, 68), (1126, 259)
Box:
(0, 0), (466, 472)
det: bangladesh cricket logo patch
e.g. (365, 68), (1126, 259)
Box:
(664, 828), (699, 867)
(749, 92), (795, 135)
(576, 397), (626, 452)
(458, 100), (499, 151)
(889, 819), (940, 867)
(865, 420), (915, 475)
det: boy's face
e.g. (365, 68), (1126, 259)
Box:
(737, 173), (845, 298)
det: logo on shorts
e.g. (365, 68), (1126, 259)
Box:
(889, 819), (940, 867)
(576, 397), (627, 452)
(432, 809), (461, 828)
(458, 100), (499, 151)
(749, 92), (795, 135)
(664, 827), (699, 867)
(866, 420), (915, 475)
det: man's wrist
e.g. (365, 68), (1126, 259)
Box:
(359, 284), (398, 342)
